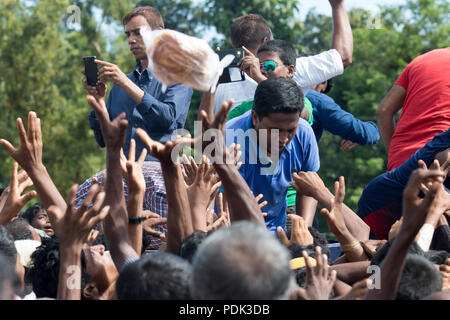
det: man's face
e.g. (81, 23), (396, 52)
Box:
(257, 51), (294, 79)
(252, 111), (299, 155)
(125, 15), (152, 61)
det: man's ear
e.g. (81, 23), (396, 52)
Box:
(82, 282), (99, 300)
(251, 110), (259, 129)
(287, 65), (295, 78)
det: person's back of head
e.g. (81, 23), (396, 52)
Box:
(230, 14), (273, 52)
(122, 6), (164, 29)
(370, 238), (425, 266)
(258, 39), (297, 68)
(397, 254), (442, 300)
(254, 77), (304, 119)
(179, 230), (208, 263)
(0, 225), (17, 266)
(0, 252), (19, 300)
(116, 252), (192, 300)
(191, 221), (295, 299)
(6, 218), (34, 241)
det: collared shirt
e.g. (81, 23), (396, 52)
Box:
(306, 90), (380, 145)
(225, 111), (320, 233)
(89, 61), (193, 161)
(74, 161), (167, 251)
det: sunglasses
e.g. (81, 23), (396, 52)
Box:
(260, 61), (277, 72)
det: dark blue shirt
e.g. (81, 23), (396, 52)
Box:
(306, 90), (380, 145)
(89, 61), (193, 161)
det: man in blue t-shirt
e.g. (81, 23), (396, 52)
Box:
(226, 78), (320, 233)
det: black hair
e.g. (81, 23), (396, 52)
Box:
(21, 203), (44, 225)
(116, 252), (192, 300)
(370, 239), (425, 266)
(0, 252), (20, 299)
(258, 39), (297, 67)
(27, 236), (89, 298)
(424, 249), (450, 265)
(323, 78), (333, 93)
(0, 225), (17, 266)
(254, 77), (304, 119)
(397, 254), (442, 300)
(179, 231), (208, 263)
(6, 218), (34, 241)
(230, 14), (273, 51)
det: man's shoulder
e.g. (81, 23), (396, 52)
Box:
(226, 110), (252, 130)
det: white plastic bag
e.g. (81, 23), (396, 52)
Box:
(140, 27), (234, 92)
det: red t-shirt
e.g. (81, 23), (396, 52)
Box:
(388, 47), (450, 171)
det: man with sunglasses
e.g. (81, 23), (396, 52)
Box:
(212, 0), (353, 115)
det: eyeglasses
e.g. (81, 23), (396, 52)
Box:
(260, 61), (277, 72)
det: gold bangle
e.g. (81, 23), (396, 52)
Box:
(341, 240), (361, 252)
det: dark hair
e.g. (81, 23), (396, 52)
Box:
(0, 252), (19, 299)
(179, 231), (208, 263)
(27, 236), (89, 298)
(370, 239), (425, 266)
(258, 40), (297, 67)
(0, 225), (17, 265)
(254, 77), (304, 119)
(230, 14), (273, 51)
(424, 249), (450, 265)
(21, 203), (44, 225)
(116, 252), (192, 300)
(6, 218), (34, 241)
(396, 254), (442, 300)
(323, 78), (333, 93)
(122, 6), (164, 29)
(287, 227), (331, 263)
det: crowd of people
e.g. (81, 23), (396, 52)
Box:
(0, 1), (449, 302)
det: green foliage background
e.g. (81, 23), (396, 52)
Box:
(0, 0), (449, 227)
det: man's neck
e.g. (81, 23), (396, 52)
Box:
(139, 59), (148, 72)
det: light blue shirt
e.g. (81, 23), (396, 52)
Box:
(226, 111), (320, 233)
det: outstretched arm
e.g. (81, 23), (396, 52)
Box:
(329, 0), (353, 68)
(87, 94), (138, 271)
(0, 112), (67, 226)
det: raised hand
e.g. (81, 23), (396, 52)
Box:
(237, 46), (266, 83)
(120, 139), (147, 195)
(401, 168), (445, 236)
(49, 184), (110, 246)
(320, 176), (348, 237)
(96, 59), (131, 88)
(0, 162), (36, 225)
(0, 112), (44, 173)
(181, 154), (198, 186)
(277, 214), (313, 247)
(293, 246), (337, 300)
(291, 171), (328, 200)
(86, 94), (128, 151)
(206, 192), (230, 232)
(142, 210), (167, 240)
(81, 68), (106, 99)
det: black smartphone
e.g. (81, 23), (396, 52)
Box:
(216, 48), (245, 84)
(83, 56), (98, 86)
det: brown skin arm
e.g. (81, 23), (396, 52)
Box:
(329, 0), (353, 68)
(376, 84), (406, 153)
(295, 193), (318, 227)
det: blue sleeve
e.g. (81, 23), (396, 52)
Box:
(299, 123), (320, 172)
(307, 91), (380, 145)
(135, 84), (193, 131)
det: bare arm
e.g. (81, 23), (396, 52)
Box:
(295, 193), (318, 227)
(198, 91), (215, 123)
(329, 0), (353, 68)
(0, 112), (67, 226)
(376, 84), (406, 153)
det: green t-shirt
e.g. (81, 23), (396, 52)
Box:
(226, 98), (314, 208)
(227, 97), (314, 126)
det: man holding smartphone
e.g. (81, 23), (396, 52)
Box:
(83, 6), (193, 161)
